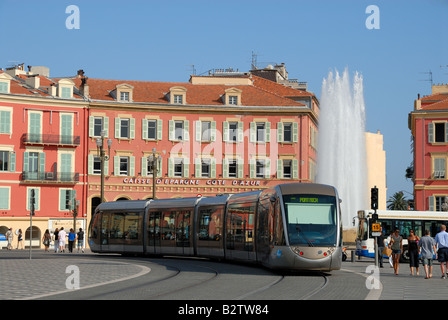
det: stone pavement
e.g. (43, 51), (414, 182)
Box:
(0, 249), (150, 300)
(2, 249), (448, 300)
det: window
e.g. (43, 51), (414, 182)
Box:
(120, 119), (130, 138)
(174, 158), (183, 177)
(93, 156), (101, 174)
(27, 188), (40, 211)
(256, 123), (266, 142)
(283, 160), (292, 178)
(229, 96), (238, 105)
(175, 121), (184, 140)
(60, 189), (76, 211)
(201, 159), (211, 178)
(0, 151), (9, 171)
(229, 122), (238, 142)
(0, 187), (10, 209)
(283, 123), (292, 142)
(174, 95), (183, 104)
(428, 122), (448, 144)
(256, 160), (265, 178)
(435, 123), (446, 143)
(201, 121), (211, 142)
(119, 157), (129, 176)
(61, 87), (72, 99)
(93, 117), (103, 137)
(147, 120), (157, 140)
(434, 158), (446, 179)
(228, 159), (237, 178)
(115, 117), (135, 139)
(120, 92), (129, 102)
(0, 82), (8, 93)
(0, 110), (11, 134)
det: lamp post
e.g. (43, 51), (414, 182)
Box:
(148, 147), (162, 200)
(96, 130), (112, 203)
(69, 198), (80, 231)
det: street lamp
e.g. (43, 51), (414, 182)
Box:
(148, 147), (162, 200)
(96, 130), (112, 203)
(68, 198), (80, 231)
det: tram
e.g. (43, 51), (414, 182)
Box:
(88, 183), (343, 271)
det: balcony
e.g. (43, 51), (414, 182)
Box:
(22, 133), (80, 147)
(21, 171), (79, 184)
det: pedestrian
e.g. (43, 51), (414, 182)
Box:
(58, 227), (67, 253)
(6, 227), (13, 250)
(42, 229), (51, 252)
(68, 228), (76, 253)
(389, 228), (403, 275)
(77, 228), (85, 253)
(408, 229), (420, 276)
(435, 224), (448, 279)
(377, 227), (386, 268)
(53, 228), (59, 253)
(418, 229), (437, 279)
(16, 229), (23, 250)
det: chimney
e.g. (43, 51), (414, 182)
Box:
(79, 71), (89, 98)
(25, 76), (40, 89)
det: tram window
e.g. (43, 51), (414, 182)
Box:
(101, 213), (110, 245)
(110, 213), (125, 239)
(161, 211), (175, 242)
(226, 202), (256, 251)
(124, 212), (141, 240)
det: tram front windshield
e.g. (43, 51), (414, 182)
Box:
(283, 194), (337, 246)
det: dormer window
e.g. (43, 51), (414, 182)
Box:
(169, 86), (187, 105)
(224, 88), (242, 106)
(115, 84), (134, 103)
(57, 79), (75, 99)
(0, 73), (12, 94)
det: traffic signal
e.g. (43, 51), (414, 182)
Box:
(371, 187), (378, 210)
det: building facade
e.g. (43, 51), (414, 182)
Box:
(0, 64), (319, 248)
(409, 84), (448, 211)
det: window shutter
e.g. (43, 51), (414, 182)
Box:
(211, 158), (216, 178)
(292, 159), (299, 179)
(184, 121), (190, 141)
(130, 118), (135, 139)
(250, 122), (256, 143)
(142, 119), (148, 140)
(183, 158), (189, 177)
(237, 122), (244, 142)
(265, 159), (271, 178)
(195, 121), (201, 142)
(23, 152), (29, 172)
(210, 121), (216, 141)
(249, 159), (255, 179)
(156, 157), (162, 177)
(223, 158), (229, 178)
(168, 158), (174, 177)
(9, 151), (15, 172)
(115, 118), (120, 138)
(277, 159), (283, 179)
(293, 122), (298, 143)
(157, 119), (163, 140)
(237, 159), (244, 178)
(104, 117), (109, 137)
(129, 156), (135, 176)
(141, 157), (148, 177)
(89, 116), (94, 137)
(114, 156), (120, 175)
(195, 158), (201, 178)
(429, 196), (435, 211)
(104, 158), (109, 175)
(223, 121), (229, 142)
(88, 155), (94, 175)
(59, 189), (66, 211)
(277, 122), (283, 143)
(266, 122), (271, 142)
(39, 153), (45, 175)
(445, 123), (448, 143)
(169, 120), (174, 141)
(428, 122), (434, 143)
(0, 188), (9, 209)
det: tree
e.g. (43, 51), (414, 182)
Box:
(387, 192), (408, 210)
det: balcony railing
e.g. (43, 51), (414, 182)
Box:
(22, 133), (80, 146)
(21, 171), (79, 183)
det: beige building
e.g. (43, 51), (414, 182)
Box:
(365, 130), (387, 210)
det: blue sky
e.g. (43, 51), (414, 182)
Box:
(1, 0), (447, 202)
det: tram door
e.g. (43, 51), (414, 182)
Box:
(176, 210), (193, 256)
(100, 212), (111, 251)
(147, 211), (161, 255)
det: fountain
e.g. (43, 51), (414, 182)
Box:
(317, 68), (368, 230)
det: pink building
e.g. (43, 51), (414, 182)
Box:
(409, 84), (448, 211)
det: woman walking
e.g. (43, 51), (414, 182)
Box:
(42, 229), (51, 252)
(408, 229), (420, 276)
(390, 228), (403, 275)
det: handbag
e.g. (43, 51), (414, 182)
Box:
(382, 247), (392, 257)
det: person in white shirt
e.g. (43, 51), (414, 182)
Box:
(58, 227), (67, 253)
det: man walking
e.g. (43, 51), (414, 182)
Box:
(435, 225), (448, 279)
(419, 229), (437, 279)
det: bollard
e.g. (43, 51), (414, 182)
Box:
(351, 250), (355, 262)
